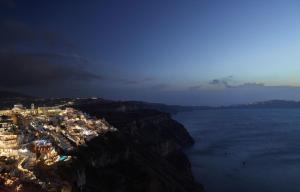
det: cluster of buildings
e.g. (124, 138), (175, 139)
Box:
(0, 104), (117, 191)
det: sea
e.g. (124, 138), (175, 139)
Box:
(173, 109), (300, 192)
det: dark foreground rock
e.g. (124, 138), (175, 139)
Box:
(66, 132), (202, 192)
(72, 99), (203, 192)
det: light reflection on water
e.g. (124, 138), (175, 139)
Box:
(173, 109), (300, 192)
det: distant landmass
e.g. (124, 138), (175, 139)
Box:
(108, 100), (213, 114)
(226, 100), (300, 109)
(2, 91), (300, 111)
(124, 100), (300, 111)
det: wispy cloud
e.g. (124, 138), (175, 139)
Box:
(0, 52), (102, 87)
(209, 76), (235, 88)
(210, 78), (266, 89)
(188, 76), (275, 91)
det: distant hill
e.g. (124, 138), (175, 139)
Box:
(73, 98), (213, 114)
(122, 101), (213, 113)
(3, 91), (300, 111)
(227, 100), (300, 109)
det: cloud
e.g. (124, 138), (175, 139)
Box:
(188, 76), (268, 91)
(207, 76), (267, 89)
(209, 76), (234, 88)
(0, 52), (102, 87)
(0, 19), (93, 89)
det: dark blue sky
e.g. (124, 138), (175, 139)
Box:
(1, 0), (300, 105)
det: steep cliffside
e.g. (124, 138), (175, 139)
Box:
(0, 96), (203, 192)
(68, 132), (202, 192)
(73, 99), (203, 192)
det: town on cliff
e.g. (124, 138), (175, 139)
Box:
(0, 104), (116, 191)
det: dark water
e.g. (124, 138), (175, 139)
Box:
(173, 109), (300, 192)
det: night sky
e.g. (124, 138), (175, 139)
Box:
(1, 0), (300, 106)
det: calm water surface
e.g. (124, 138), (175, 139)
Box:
(173, 109), (300, 192)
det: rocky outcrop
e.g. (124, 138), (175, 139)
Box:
(72, 99), (203, 192)
(74, 100), (195, 149)
(67, 131), (202, 192)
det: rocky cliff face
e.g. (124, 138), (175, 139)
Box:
(70, 132), (202, 192)
(72, 99), (203, 192)
(0, 97), (203, 192)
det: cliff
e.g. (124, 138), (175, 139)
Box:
(0, 95), (203, 192)
(226, 100), (300, 109)
(74, 99), (194, 152)
(68, 131), (202, 192)
(72, 99), (203, 192)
